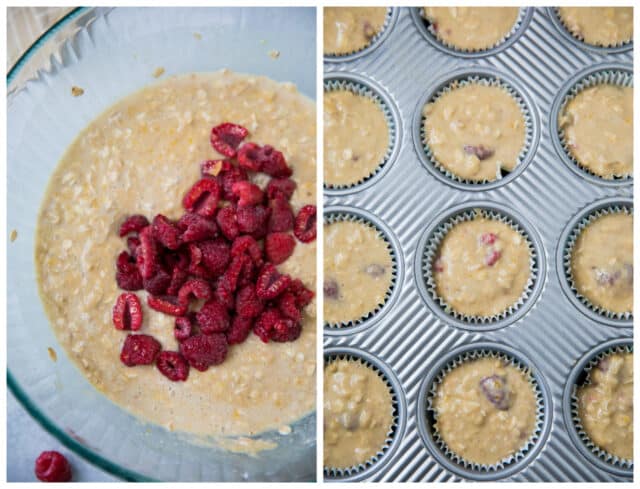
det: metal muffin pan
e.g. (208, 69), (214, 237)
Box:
(324, 7), (632, 482)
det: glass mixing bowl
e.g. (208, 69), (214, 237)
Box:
(7, 7), (316, 481)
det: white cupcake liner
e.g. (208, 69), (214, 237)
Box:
(551, 7), (633, 51)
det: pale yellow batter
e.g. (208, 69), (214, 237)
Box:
(577, 352), (633, 460)
(434, 217), (531, 317)
(558, 7), (633, 47)
(559, 84), (633, 179)
(571, 213), (633, 314)
(422, 7), (520, 51)
(36, 71), (317, 439)
(324, 359), (393, 469)
(324, 90), (389, 186)
(324, 7), (388, 55)
(433, 357), (538, 466)
(324, 220), (393, 325)
(423, 84), (526, 182)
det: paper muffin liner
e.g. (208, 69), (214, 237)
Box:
(323, 78), (397, 191)
(323, 352), (401, 480)
(569, 343), (634, 471)
(556, 69), (633, 181)
(562, 203), (633, 322)
(426, 348), (546, 473)
(323, 211), (398, 330)
(416, 7), (528, 55)
(324, 7), (394, 61)
(421, 207), (538, 325)
(551, 7), (633, 51)
(419, 75), (534, 187)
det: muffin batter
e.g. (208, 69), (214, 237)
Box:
(324, 359), (393, 469)
(559, 84), (633, 179)
(433, 216), (531, 317)
(571, 212), (633, 314)
(324, 220), (393, 324)
(422, 7), (520, 51)
(324, 90), (389, 186)
(577, 352), (633, 460)
(324, 7), (388, 55)
(423, 84), (526, 182)
(36, 71), (317, 439)
(558, 7), (633, 46)
(433, 357), (538, 466)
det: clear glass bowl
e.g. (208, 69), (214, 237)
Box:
(7, 7), (316, 481)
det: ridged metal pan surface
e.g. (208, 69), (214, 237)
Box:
(323, 7), (633, 482)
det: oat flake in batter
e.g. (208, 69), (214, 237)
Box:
(558, 7), (633, 47)
(324, 7), (387, 55)
(36, 71), (316, 439)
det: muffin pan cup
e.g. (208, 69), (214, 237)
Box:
(324, 6), (632, 482)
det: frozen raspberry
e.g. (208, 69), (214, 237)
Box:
(199, 239), (231, 277)
(237, 256), (257, 289)
(323, 279), (340, 299)
(143, 267), (171, 296)
(127, 236), (141, 258)
(256, 263), (291, 300)
(289, 278), (315, 308)
(260, 145), (292, 178)
(152, 214), (181, 250)
(112, 292), (143, 331)
(201, 158), (230, 177)
(237, 205), (271, 238)
(480, 232), (497, 246)
(174, 315), (194, 342)
(464, 144), (494, 161)
(253, 308), (282, 343)
(277, 291), (301, 322)
(219, 254), (251, 293)
(177, 213), (218, 243)
(293, 205), (316, 243)
(271, 318), (301, 342)
(180, 333), (228, 370)
(265, 232), (296, 265)
(182, 178), (220, 217)
(268, 197), (294, 233)
(156, 351), (190, 381)
(210, 122), (248, 158)
(216, 206), (239, 240)
(479, 375), (509, 410)
(266, 178), (296, 201)
(178, 278), (213, 304)
(116, 251), (143, 291)
(217, 165), (249, 201)
(119, 214), (149, 237)
(226, 316), (254, 345)
(485, 249), (502, 267)
(147, 295), (188, 317)
(136, 226), (159, 280)
(231, 181), (264, 207)
(187, 243), (213, 279)
(34, 451), (72, 482)
(197, 300), (231, 334)
(235, 284), (264, 318)
(120, 334), (161, 366)
(215, 281), (235, 309)
(166, 266), (189, 296)
(236, 142), (265, 172)
(231, 235), (264, 268)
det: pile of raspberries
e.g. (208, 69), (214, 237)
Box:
(112, 123), (316, 382)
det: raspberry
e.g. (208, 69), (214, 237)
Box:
(235, 284), (264, 318)
(260, 145), (292, 178)
(136, 226), (158, 280)
(120, 334), (161, 366)
(112, 293), (143, 331)
(324, 279), (340, 299)
(187, 243), (213, 279)
(119, 214), (149, 237)
(271, 319), (301, 342)
(182, 178), (220, 217)
(293, 205), (316, 243)
(480, 232), (497, 246)
(237, 142), (265, 172)
(199, 239), (231, 277)
(253, 308), (300, 342)
(433, 257), (444, 273)
(277, 291), (301, 322)
(463, 144), (494, 161)
(143, 267), (171, 296)
(266, 178), (296, 201)
(174, 315), (194, 341)
(210, 123), (248, 158)
(237, 205), (271, 238)
(256, 263), (291, 300)
(265, 232), (296, 265)
(156, 351), (190, 381)
(485, 250), (502, 267)
(289, 278), (315, 308)
(220, 254), (250, 293)
(227, 316), (254, 345)
(116, 251), (143, 291)
(180, 333), (228, 370)
(127, 236), (141, 257)
(197, 300), (231, 334)
(218, 165), (249, 201)
(216, 206), (239, 240)
(178, 213), (218, 243)
(178, 278), (213, 304)
(231, 181), (264, 207)
(231, 235), (264, 268)
(253, 308), (282, 343)
(215, 282), (235, 309)
(201, 158), (230, 177)
(147, 295), (188, 317)
(152, 214), (181, 250)
(268, 197), (294, 233)
(166, 266), (189, 296)
(238, 256), (257, 289)
(34, 451), (72, 482)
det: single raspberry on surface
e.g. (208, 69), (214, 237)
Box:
(265, 232), (296, 265)
(34, 451), (72, 482)
(267, 197), (294, 233)
(217, 165), (249, 201)
(112, 293), (143, 331)
(120, 334), (161, 366)
(116, 251), (143, 291)
(147, 295), (188, 317)
(136, 226), (159, 280)
(142, 267), (171, 296)
(119, 214), (149, 237)
(253, 308), (282, 343)
(210, 122), (249, 158)
(156, 351), (190, 381)
(198, 239), (231, 277)
(277, 291), (301, 322)
(256, 263), (292, 300)
(216, 205), (239, 240)
(293, 205), (316, 243)
(201, 158), (231, 178)
(235, 284), (264, 318)
(231, 235), (264, 268)
(178, 278), (213, 304)
(174, 315), (194, 342)
(231, 181), (264, 207)
(182, 178), (220, 217)
(480, 232), (497, 246)
(180, 333), (228, 370)
(177, 213), (218, 243)
(271, 318), (301, 342)
(289, 278), (315, 308)
(226, 316), (254, 345)
(152, 214), (181, 250)
(266, 178), (296, 201)
(197, 300), (231, 334)
(259, 145), (292, 178)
